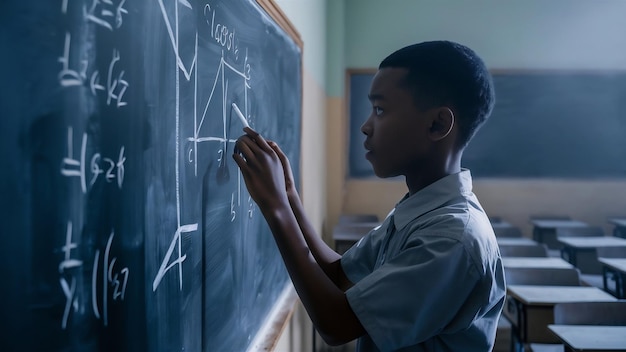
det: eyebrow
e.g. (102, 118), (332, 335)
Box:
(367, 93), (385, 101)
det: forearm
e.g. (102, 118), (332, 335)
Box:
(287, 193), (352, 290)
(261, 204), (364, 344)
(231, 131), (362, 343)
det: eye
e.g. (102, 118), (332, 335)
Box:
(373, 106), (384, 116)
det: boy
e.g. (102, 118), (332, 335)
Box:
(233, 41), (506, 351)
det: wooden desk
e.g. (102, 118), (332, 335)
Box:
(531, 220), (588, 249)
(598, 257), (626, 299)
(497, 238), (538, 246)
(608, 218), (626, 239)
(503, 257), (574, 269)
(548, 325), (626, 352)
(493, 223), (524, 238)
(504, 285), (616, 345)
(558, 237), (626, 274)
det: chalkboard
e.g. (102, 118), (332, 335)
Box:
(347, 70), (626, 178)
(0, 1), (302, 351)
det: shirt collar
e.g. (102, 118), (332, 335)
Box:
(391, 169), (473, 231)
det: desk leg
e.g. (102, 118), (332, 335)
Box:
(603, 266), (616, 297)
(508, 299), (524, 352)
(603, 266), (610, 294)
(560, 247), (576, 267)
(532, 227), (542, 244)
(602, 266), (624, 298)
(518, 300), (527, 352)
(615, 272), (626, 299)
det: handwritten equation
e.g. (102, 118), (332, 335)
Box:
(55, 0), (131, 330)
(62, 0), (128, 30)
(58, 221), (129, 329)
(61, 126), (126, 193)
(58, 0), (129, 107)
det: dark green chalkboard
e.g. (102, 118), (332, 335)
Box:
(347, 70), (626, 178)
(0, 1), (301, 351)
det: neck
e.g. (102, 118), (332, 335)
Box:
(405, 150), (463, 196)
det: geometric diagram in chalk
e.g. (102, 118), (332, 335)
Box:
(187, 50), (251, 178)
(153, 0), (201, 292)
(153, 0), (252, 292)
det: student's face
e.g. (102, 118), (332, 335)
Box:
(361, 68), (434, 178)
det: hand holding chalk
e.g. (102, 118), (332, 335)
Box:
(232, 103), (250, 128)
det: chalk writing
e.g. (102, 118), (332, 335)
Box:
(157, 0), (197, 80)
(61, 126), (126, 193)
(188, 50), (251, 177)
(59, 221), (82, 329)
(58, 32), (88, 88)
(204, 4), (238, 56)
(58, 33), (129, 107)
(248, 196), (254, 219)
(84, 0), (128, 30)
(92, 231), (129, 326)
(58, 223), (130, 329)
(230, 193), (237, 222)
(152, 223), (198, 292)
(150, 0), (259, 294)
(62, 0), (127, 28)
(60, 0), (129, 104)
(105, 49), (129, 107)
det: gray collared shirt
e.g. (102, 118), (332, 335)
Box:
(341, 169), (506, 351)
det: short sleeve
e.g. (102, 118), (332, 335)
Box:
(341, 219), (390, 284)
(345, 236), (481, 350)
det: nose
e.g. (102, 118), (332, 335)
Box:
(361, 116), (372, 136)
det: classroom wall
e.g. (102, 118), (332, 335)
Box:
(326, 0), (626, 241)
(271, 0), (327, 351)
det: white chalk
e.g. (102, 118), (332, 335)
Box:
(231, 103), (250, 128)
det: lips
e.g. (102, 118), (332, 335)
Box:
(364, 142), (374, 160)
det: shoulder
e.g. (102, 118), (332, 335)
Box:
(404, 193), (500, 276)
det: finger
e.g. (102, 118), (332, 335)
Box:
(268, 140), (283, 156)
(232, 152), (246, 169)
(269, 141), (291, 169)
(234, 136), (257, 161)
(232, 153), (249, 173)
(243, 127), (274, 153)
(235, 134), (262, 156)
(243, 126), (259, 137)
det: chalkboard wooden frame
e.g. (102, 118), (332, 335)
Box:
(248, 1), (302, 350)
(346, 68), (626, 179)
(258, 0), (303, 49)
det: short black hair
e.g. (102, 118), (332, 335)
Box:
(379, 40), (495, 148)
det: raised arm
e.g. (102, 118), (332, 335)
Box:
(232, 127), (364, 345)
(266, 140), (352, 291)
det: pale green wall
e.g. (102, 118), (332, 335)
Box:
(325, 0), (345, 96)
(274, 0), (327, 88)
(326, 0), (626, 96)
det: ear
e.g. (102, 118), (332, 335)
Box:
(428, 107), (455, 142)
